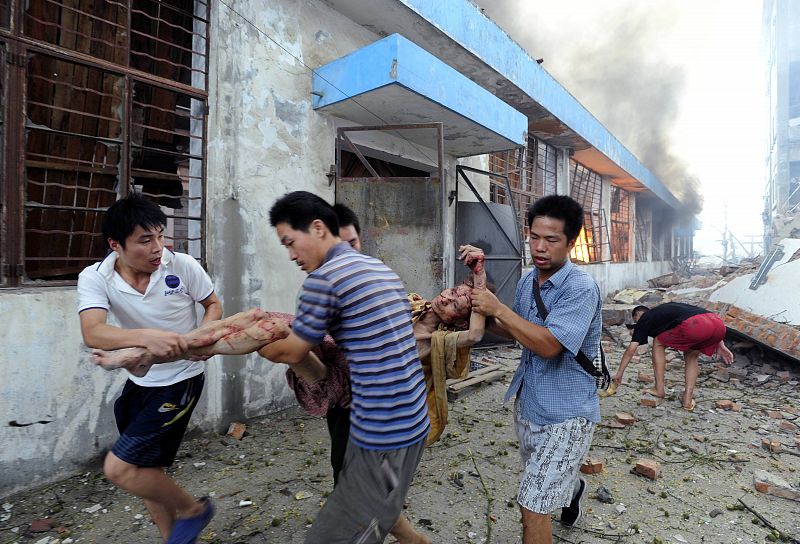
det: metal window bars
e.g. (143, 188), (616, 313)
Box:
(488, 136), (558, 260)
(569, 161), (609, 263)
(22, 0), (208, 88)
(635, 209), (651, 262)
(2, 0), (209, 285)
(610, 186), (631, 262)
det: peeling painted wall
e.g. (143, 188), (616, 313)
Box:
(0, 290), (123, 496)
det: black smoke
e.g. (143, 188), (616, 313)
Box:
(475, 1), (703, 217)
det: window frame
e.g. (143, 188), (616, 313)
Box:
(0, 0), (210, 287)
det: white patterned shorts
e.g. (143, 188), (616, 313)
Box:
(514, 406), (596, 514)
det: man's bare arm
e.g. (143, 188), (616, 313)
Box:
(79, 308), (187, 358)
(199, 292), (223, 324)
(258, 332), (315, 365)
(613, 341), (640, 385)
(471, 288), (562, 359)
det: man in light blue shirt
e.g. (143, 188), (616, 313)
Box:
(471, 195), (601, 544)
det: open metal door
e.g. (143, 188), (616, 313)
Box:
(334, 123), (446, 299)
(455, 165), (523, 342)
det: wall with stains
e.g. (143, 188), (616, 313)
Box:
(0, 0), (492, 497)
(0, 290), (122, 495)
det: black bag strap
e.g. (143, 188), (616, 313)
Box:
(532, 277), (602, 378)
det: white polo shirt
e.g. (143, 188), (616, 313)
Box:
(77, 249), (215, 387)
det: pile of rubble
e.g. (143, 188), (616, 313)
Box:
(601, 254), (800, 364)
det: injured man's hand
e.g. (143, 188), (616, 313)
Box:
(90, 309), (292, 377)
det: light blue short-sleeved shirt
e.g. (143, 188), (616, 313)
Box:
(504, 260), (602, 425)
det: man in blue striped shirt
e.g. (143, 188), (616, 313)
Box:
(471, 195), (602, 544)
(262, 191), (430, 544)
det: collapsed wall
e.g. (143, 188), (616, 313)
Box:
(604, 238), (800, 363)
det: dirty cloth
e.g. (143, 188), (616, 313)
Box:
(421, 329), (471, 446)
(281, 313), (351, 416)
(656, 312), (726, 356)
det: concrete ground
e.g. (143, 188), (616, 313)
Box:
(2, 339), (800, 544)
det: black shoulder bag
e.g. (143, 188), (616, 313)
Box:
(532, 279), (611, 390)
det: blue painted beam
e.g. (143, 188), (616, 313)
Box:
(312, 33), (527, 148)
(397, 0), (682, 209)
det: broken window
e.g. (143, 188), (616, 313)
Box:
(1, 0), (208, 286)
(569, 161), (608, 263)
(24, 54), (123, 280)
(489, 136), (557, 249)
(610, 186), (632, 262)
(635, 208), (652, 262)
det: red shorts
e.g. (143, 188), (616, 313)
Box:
(656, 313), (726, 356)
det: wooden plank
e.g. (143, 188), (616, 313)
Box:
(445, 363), (501, 387)
(446, 370), (508, 401)
(448, 370), (507, 393)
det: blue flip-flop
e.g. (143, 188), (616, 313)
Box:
(166, 498), (215, 544)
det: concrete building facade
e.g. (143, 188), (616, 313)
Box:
(762, 0), (800, 248)
(0, 0), (689, 496)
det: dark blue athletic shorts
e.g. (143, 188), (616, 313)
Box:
(112, 373), (204, 468)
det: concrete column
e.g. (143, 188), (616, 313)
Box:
(556, 147), (572, 195)
(601, 176), (612, 261)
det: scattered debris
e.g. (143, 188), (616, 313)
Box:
(754, 470), (800, 502)
(596, 485), (614, 504)
(580, 458), (603, 474)
(640, 394), (664, 408)
(29, 518), (53, 533)
(226, 421), (247, 440)
(633, 459), (661, 480)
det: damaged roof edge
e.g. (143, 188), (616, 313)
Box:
(394, 0), (682, 209)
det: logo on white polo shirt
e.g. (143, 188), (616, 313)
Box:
(164, 274), (186, 296)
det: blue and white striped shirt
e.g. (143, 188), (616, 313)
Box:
(292, 243), (430, 450)
(505, 260), (602, 425)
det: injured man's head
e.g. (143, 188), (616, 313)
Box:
(431, 283), (474, 327)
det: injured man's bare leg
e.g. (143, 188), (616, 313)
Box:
(91, 309), (290, 377)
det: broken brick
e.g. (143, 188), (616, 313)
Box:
(691, 434), (706, 442)
(603, 419), (626, 429)
(761, 438), (781, 453)
(30, 519), (53, 533)
(779, 420), (799, 432)
(633, 459), (661, 480)
(666, 351), (681, 363)
(777, 371), (791, 383)
(640, 395), (664, 408)
(615, 412), (636, 426)
(580, 458), (604, 474)
(637, 371), (654, 384)
(226, 422), (247, 440)
(712, 368), (729, 381)
(767, 410), (783, 419)
(715, 400), (733, 410)
(730, 402), (742, 412)
(754, 469), (800, 502)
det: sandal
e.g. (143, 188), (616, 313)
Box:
(682, 399), (697, 412)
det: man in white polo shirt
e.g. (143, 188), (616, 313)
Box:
(78, 193), (221, 544)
